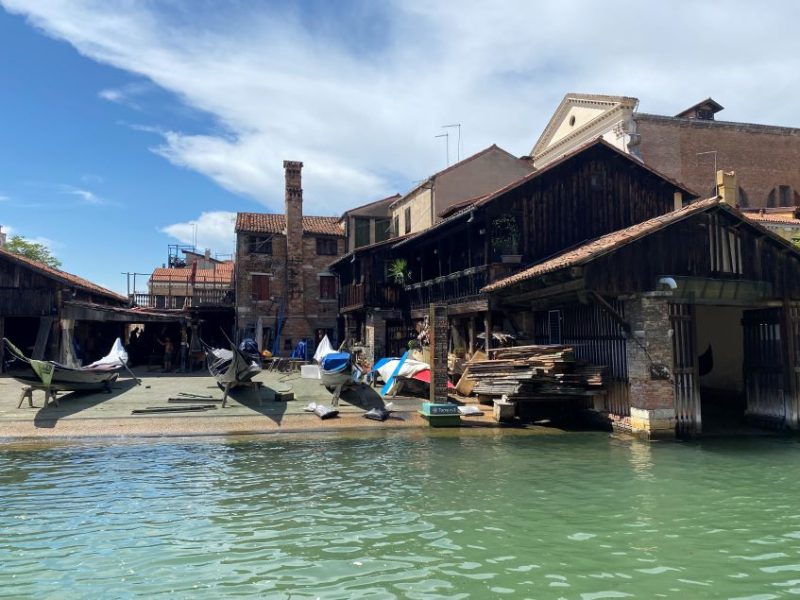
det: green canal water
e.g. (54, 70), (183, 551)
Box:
(2, 430), (800, 599)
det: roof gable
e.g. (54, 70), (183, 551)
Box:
(531, 93), (638, 159)
(0, 246), (127, 303)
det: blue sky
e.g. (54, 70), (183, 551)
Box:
(1, 1), (799, 294)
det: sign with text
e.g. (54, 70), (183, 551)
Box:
(429, 303), (449, 404)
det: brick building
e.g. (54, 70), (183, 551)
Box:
(235, 161), (345, 355)
(532, 94), (800, 208)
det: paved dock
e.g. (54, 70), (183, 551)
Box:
(0, 367), (499, 439)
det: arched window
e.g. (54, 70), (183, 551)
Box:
(766, 185), (796, 207)
(738, 187), (749, 208)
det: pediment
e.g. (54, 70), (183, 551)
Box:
(531, 93), (638, 159)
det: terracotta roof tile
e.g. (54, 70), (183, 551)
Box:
(151, 262), (234, 284)
(483, 197), (722, 293)
(743, 213), (800, 227)
(0, 246), (127, 302)
(236, 213), (343, 236)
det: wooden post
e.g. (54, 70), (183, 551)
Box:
(429, 303), (449, 404)
(0, 316), (4, 373)
(484, 311), (492, 354)
(468, 316), (475, 356)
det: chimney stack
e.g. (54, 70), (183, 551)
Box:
(716, 170), (737, 205)
(284, 161), (304, 252)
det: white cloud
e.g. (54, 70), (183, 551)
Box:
(159, 211), (237, 256)
(3, 0), (800, 213)
(98, 80), (153, 109)
(59, 184), (106, 205)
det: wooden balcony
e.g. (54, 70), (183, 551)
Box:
(132, 288), (234, 309)
(404, 265), (488, 309)
(340, 282), (403, 313)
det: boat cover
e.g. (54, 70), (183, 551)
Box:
(375, 358), (429, 384)
(320, 352), (350, 374)
(85, 338), (128, 369)
(313, 335), (335, 363)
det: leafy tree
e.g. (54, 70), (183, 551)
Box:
(4, 235), (62, 268)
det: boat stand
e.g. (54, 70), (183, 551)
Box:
(221, 381), (263, 408)
(330, 383), (344, 406)
(17, 385), (59, 409)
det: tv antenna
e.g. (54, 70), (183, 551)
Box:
(442, 124), (462, 162)
(697, 150), (718, 196)
(435, 132), (449, 166)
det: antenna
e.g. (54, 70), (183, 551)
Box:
(696, 150), (718, 196)
(442, 124), (461, 162)
(192, 223), (198, 251)
(435, 132), (449, 166)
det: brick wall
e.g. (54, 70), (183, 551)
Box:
(625, 293), (677, 437)
(637, 116), (800, 207)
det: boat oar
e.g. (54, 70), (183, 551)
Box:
(119, 359), (142, 385)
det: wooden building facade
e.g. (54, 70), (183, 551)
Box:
(485, 176), (800, 437)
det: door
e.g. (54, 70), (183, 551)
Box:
(742, 308), (785, 427)
(670, 303), (701, 435)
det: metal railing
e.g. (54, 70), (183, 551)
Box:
(132, 288), (234, 309)
(404, 265), (488, 309)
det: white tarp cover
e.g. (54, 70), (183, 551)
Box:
(376, 358), (429, 385)
(85, 338), (128, 369)
(313, 335), (335, 363)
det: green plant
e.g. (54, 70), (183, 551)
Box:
(490, 215), (520, 255)
(387, 258), (412, 284)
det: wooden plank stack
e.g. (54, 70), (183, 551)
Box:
(465, 345), (605, 401)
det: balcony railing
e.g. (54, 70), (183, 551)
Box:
(340, 282), (402, 312)
(404, 265), (488, 309)
(132, 288), (234, 309)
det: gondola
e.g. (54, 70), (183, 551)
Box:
(2, 337), (123, 392)
(319, 351), (364, 405)
(203, 338), (262, 406)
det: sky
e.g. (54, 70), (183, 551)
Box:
(1, 1), (799, 295)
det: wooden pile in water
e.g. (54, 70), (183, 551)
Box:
(465, 345), (604, 401)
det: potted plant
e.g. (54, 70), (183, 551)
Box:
(387, 258), (412, 284)
(490, 215), (522, 263)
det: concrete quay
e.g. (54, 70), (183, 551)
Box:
(0, 367), (499, 440)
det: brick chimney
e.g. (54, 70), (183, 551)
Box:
(284, 161), (304, 256)
(282, 160), (306, 338)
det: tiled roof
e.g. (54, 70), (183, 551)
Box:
(341, 194), (400, 219)
(236, 213), (344, 236)
(151, 262), (234, 284)
(483, 197), (722, 293)
(743, 212), (800, 227)
(328, 234), (411, 270)
(0, 246), (128, 303)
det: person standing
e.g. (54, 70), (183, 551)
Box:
(179, 326), (189, 373)
(156, 336), (174, 372)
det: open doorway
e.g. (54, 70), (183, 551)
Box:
(694, 305), (747, 432)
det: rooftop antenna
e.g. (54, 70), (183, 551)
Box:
(442, 124), (461, 162)
(435, 132), (449, 167)
(696, 150), (718, 196)
(192, 223), (198, 251)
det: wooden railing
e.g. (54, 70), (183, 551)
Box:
(340, 282), (402, 312)
(404, 265), (488, 309)
(132, 288), (234, 309)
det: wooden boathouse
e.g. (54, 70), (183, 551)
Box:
(0, 246), (175, 369)
(484, 172), (800, 437)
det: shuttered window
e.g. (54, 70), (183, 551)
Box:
(354, 218), (371, 248)
(375, 218), (391, 243)
(319, 275), (337, 300)
(252, 274), (270, 301)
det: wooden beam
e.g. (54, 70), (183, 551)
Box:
(588, 291), (631, 334)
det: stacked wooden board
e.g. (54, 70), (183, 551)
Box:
(465, 345), (605, 401)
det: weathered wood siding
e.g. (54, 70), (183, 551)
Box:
(487, 147), (680, 264)
(584, 209), (800, 298)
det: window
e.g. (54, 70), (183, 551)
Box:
(319, 275), (337, 300)
(316, 237), (338, 255)
(393, 215), (400, 237)
(251, 274), (270, 301)
(248, 235), (272, 254)
(708, 213), (743, 275)
(375, 218), (391, 243)
(404, 206), (411, 234)
(354, 218), (371, 248)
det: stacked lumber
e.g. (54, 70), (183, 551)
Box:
(465, 345), (605, 401)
